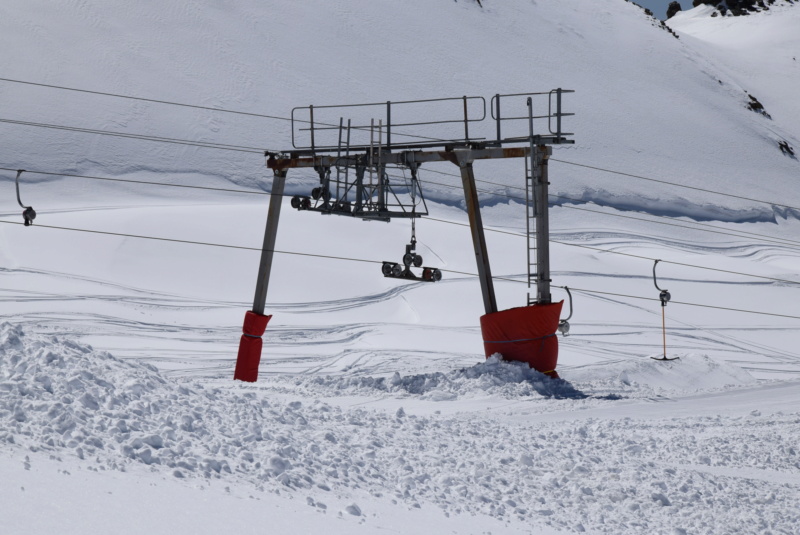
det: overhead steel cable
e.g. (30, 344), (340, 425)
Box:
(0, 77), (450, 144)
(0, 166), (271, 197)
(422, 216), (800, 287)
(550, 158), (800, 214)
(0, 117), (266, 154)
(387, 170), (800, 251)
(548, 195), (800, 251)
(5, 165), (800, 282)
(4, 76), (799, 211)
(0, 218), (376, 263)
(1, 218), (798, 321)
(550, 192), (800, 249)
(0, 77), (294, 122)
(558, 286), (800, 321)
(411, 168), (800, 249)
(18, 164), (796, 284)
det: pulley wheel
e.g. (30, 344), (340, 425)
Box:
(413, 255), (423, 268)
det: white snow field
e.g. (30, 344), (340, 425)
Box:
(2, 1), (800, 534)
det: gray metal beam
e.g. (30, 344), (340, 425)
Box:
(267, 146), (537, 170)
(453, 150), (498, 316)
(252, 168), (288, 314)
(534, 146), (553, 305)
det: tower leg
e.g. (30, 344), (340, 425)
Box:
(453, 150), (497, 315)
(534, 145), (553, 305)
(234, 168), (288, 382)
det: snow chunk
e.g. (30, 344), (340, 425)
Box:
(300, 355), (588, 400)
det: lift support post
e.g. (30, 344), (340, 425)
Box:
(252, 168), (288, 315)
(452, 149), (498, 315)
(233, 167), (287, 382)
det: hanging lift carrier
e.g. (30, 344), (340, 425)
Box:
(235, 90), (575, 382)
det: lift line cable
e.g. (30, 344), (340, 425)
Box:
(0, 218), (512, 283)
(2, 218), (798, 322)
(551, 199), (800, 251)
(0, 77), (449, 144)
(550, 158), (800, 214)
(5, 75), (798, 211)
(423, 216), (800, 287)
(550, 193), (800, 249)
(387, 171), (800, 252)
(5, 165), (799, 282)
(413, 169), (800, 249)
(0, 218), (376, 264)
(0, 166), (272, 197)
(558, 286), (800, 322)
(0, 117), (268, 154)
(6, 165), (794, 288)
(6, 164), (792, 287)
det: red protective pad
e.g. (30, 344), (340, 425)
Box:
(234, 312), (272, 382)
(480, 302), (563, 375)
(243, 311), (271, 337)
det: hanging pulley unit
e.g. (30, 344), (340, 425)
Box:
(382, 238), (442, 283)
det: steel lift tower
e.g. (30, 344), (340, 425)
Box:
(235, 91), (574, 382)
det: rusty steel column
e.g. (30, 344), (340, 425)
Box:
(534, 145), (553, 305)
(453, 150), (498, 315)
(252, 168), (288, 314)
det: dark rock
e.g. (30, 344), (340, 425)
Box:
(667, 1), (683, 18)
(779, 141), (795, 157)
(746, 94), (772, 119)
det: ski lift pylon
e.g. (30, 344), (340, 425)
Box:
(652, 259), (678, 361)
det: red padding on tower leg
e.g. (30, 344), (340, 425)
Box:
(480, 302), (563, 377)
(234, 311), (272, 382)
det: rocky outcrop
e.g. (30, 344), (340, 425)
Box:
(692, 0), (795, 17)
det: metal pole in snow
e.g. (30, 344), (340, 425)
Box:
(252, 168), (288, 314)
(535, 145), (553, 305)
(454, 150), (497, 315)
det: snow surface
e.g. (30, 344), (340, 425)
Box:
(3, 323), (799, 534)
(1, 0), (798, 219)
(2, 1), (800, 534)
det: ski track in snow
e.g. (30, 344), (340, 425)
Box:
(2, 323), (799, 535)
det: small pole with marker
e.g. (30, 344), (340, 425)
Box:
(652, 259), (678, 361)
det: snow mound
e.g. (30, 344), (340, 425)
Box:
(567, 354), (757, 396)
(300, 355), (589, 401)
(3, 324), (800, 534)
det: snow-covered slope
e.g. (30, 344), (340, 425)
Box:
(1, 0), (798, 220)
(2, 1), (800, 534)
(4, 323), (799, 535)
(669, 2), (800, 145)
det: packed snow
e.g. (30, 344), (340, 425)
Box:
(3, 323), (799, 534)
(2, 1), (800, 534)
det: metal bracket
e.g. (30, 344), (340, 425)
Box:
(653, 259), (671, 307)
(558, 286), (573, 336)
(15, 170), (36, 226)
